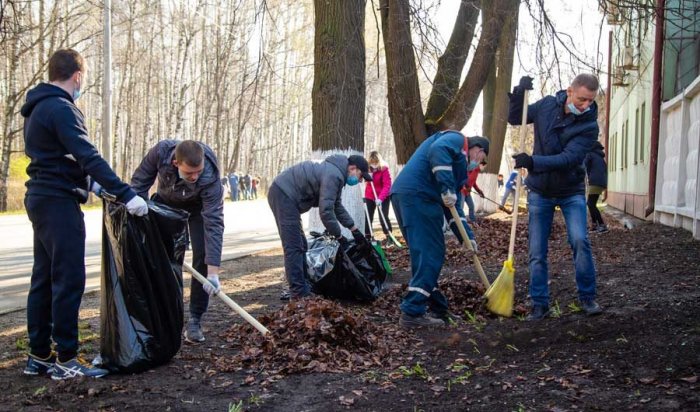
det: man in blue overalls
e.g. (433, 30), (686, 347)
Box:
(391, 131), (489, 328)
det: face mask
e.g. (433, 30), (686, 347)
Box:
(467, 161), (479, 171)
(346, 175), (359, 186)
(72, 88), (81, 101)
(567, 102), (589, 116)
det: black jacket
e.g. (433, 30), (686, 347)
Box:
(130, 139), (224, 267)
(272, 155), (355, 238)
(21, 83), (136, 203)
(508, 89), (599, 197)
(584, 141), (607, 188)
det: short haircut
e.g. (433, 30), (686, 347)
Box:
(571, 74), (599, 92)
(175, 140), (204, 166)
(48, 49), (85, 82)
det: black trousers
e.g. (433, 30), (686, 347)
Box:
(268, 183), (309, 298)
(152, 194), (209, 318)
(25, 195), (86, 361)
(587, 194), (605, 226)
(364, 198), (393, 237)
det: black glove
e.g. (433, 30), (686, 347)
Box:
(513, 153), (533, 170)
(519, 76), (534, 90)
(513, 75), (534, 95)
(337, 235), (349, 248)
(351, 229), (367, 245)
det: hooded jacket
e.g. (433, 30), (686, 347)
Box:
(21, 83), (136, 203)
(584, 141), (607, 188)
(271, 154), (355, 238)
(508, 89), (599, 197)
(130, 139), (224, 267)
(364, 166), (392, 201)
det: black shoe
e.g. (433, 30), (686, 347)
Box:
(428, 310), (462, 325)
(23, 353), (56, 376)
(589, 224), (599, 233)
(596, 224), (609, 234)
(526, 305), (550, 321)
(399, 313), (445, 329)
(581, 299), (603, 316)
(184, 318), (205, 343)
(279, 290), (291, 301)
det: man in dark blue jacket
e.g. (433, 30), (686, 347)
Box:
(391, 131), (489, 328)
(268, 154), (371, 300)
(228, 171), (240, 201)
(131, 139), (225, 343)
(21, 49), (148, 380)
(509, 74), (603, 320)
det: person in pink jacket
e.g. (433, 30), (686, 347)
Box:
(364, 151), (394, 241)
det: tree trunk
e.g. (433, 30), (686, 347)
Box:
(436, 0), (517, 131)
(310, 0), (366, 237)
(424, 0), (480, 133)
(311, 0), (365, 152)
(379, 0), (425, 164)
(476, 1), (519, 212)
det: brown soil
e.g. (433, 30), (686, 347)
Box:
(0, 210), (698, 411)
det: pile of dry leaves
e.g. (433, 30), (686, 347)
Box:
(216, 298), (415, 377)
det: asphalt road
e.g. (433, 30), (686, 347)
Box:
(0, 198), (290, 314)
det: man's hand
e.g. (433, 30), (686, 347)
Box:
(203, 274), (220, 296)
(375, 199), (382, 206)
(441, 191), (457, 208)
(513, 153), (533, 170)
(476, 189), (485, 198)
(126, 196), (148, 216)
(518, 76), (534, 91)
(470, 239), (478, 253)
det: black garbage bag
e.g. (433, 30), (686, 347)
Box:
(306, 234), (387, 301)
(99, 199), (189, 373)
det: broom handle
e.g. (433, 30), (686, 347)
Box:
(183, 262), (270, 336)
(508, 89), (529, 261)
(449, 206), (490, 288)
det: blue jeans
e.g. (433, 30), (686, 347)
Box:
(527, 191), (596, 307)
(464, 194), (476, 221)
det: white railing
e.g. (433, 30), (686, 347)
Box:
(655, 74), (700, 239)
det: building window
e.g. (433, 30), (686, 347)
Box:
(640, 102), (646, 163)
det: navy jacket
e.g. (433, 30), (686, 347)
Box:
(584, 141), (607, 188)
(272, 155), (355, 238)
(21, 83), (136, 203)
(508, 90), (599, 197)
(130, 140), (224, 267)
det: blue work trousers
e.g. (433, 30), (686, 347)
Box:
(392, 193), (449, 317)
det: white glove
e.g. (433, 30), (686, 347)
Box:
(203, 274), (220, 296)
(441, 191), (457, 208)
(375, 199), (382, 206)
(470, 239), (478, 253)
(125, 196), (148, 216)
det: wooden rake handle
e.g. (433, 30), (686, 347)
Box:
(448, 206), (490, 289)
(183, 262), (270, 336)
(508, 89), (529, 261)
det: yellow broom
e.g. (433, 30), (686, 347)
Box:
(484, 89), (529, 317)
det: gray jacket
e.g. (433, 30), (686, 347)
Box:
(131, 139), (224, 267)
(273, 154), (355, 237)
